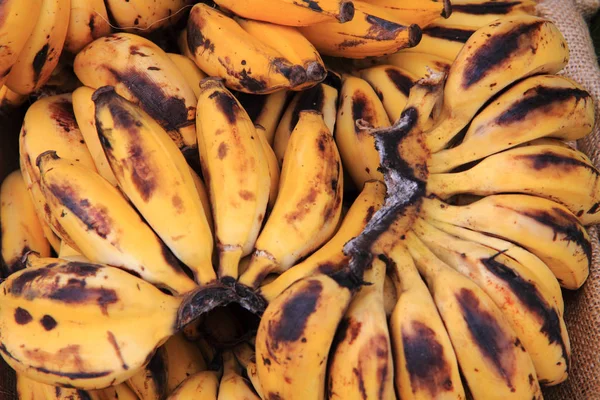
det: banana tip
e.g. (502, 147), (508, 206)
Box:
(408, 24), (423, 48)
(441, 0), (452, 19)
(199, 76), (226, 90)
(91, 86), (117, 103)
(35, 150), (60, 170)
(339, 1), (355, 23)
(306, 62), (327, 82)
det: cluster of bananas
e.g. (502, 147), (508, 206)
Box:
(0, 0), (598, 399)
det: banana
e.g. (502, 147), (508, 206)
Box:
(17, 372), (54, 399)
(71, 86), (119, 186)
(443, 0), (536, 29)
(385, 242), (465, 400)
(167, 53), (207, 99)
(299, 1), (422, 58)
(0, 85), (29, 111)
(382, 274), (396, 318)
(213, 0), (355, 26)
(187, 4), (306, 93)
(235, 90), (291, 145)
(255, 124), (281, 208)
(429, 74), (595, 173)
(0, 0), (43, 87)
(167, 371), (219, 400)
(233, 342), (264, 399)
(104, 0), (193, 32)
(427, 143), (600, 226)
(64, 0), (111, 54)
(58, 241), (89, 262)
(5, 0), (70, 95)
(236, 18), (327, 88)
(258, 180), (385, 302)
(360, 64), (418, 123)
(327, 257), (395, 399)
(218, 350), (260, 400)
(127, 347), (168, 400)
(163, 333), (207, 394)
(404, 231), (543, 399)
(239, 111), (344, 289)
(409, 25), (474, 61)
(0, 255), (237, 389)
(380, 51), (452, 79)
(188, 167), (214, 233)
(361, 0), (451, 27)
(177, 29), (194, 60)
(91, 384), (140, 400)
(74, 33), (197, 152)
(256, 272), (357, 400)
(196, 79), (270, 281)
(335, 75), (390, 188)
(37, 151), (197, 295)
(273, 83), (338, 165)
(420, 195), (590, 290)
(425, 16), (569, 152)
(1, 170), (51, 275)
(94, 87), (216, 286)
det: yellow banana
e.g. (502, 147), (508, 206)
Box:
(167, 53), (207, 99)
(233, 342), (264, 399)
(425, 16), (569, 152)
(383, 274), (396, 318)
(255, 125), (281, 208)
(167, 371), (219, 400)
(196, 79), (270, 281)
(91, 383), (140, 400)
(163, 333), (207, 394)
(213, 0), (355, 26)
(74, 33), (197, 152)
(258, 180), (385, 303)
(218, 351), (260, 400)
(64, 0), (111, 54)
(442, 0), (536, 29)
(380, 51), (452, 79)
(0, 85), (29, 111)
(299, 1), (422, 58)
(429, 74), (595, 173)
(327, 258), (395, 399)
(126, 347), (168, 400)
(94, 87), (215, 286)
(239, 111), (344, 288)
(1, 170), (51, 275)
(188, 167), (214, 233)
(177, 28), (194, 60)
(236, 91), (291, 145)
(273, 83), (338, 165)
(362, 0), (451, 26)
(17, 372), (53, 399)
(37, 151), (197, 295)
(5, 0), (70, 95)
(104, 0), (193, 32)
(335, 75), (390, 188)
(409, 25), (475, 61)
(404, 232), (543, 399)
(58, 241), (88, 262)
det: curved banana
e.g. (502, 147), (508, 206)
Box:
(1, 170), (51, 275)
(335, 75), (390, 188)
(178, 28), (194, 60)
(327, 258), (395, 399)
(443, 0), (536, 29)
(427, 144), (600, 226)
(94, 87), (215, 286)
(299, 1), (422, 58)
(213, 0), (355, 26)
(74, 33), (197, 152)
(361, 0), (451, 27)
(233, 342), (264, 399)
(163, 333), (207, 394)
(410, 25), (474, 61)
(0, 85), (29, 111)
(167, 53), (207, 99)
(256, 272), (356, 400)
(273, 83), (338, 165)
(258, 180), (385, 302)
(425, 16), (569, 152)
(127, 347), (168, 400)
(104, 0), (193, 32)
(64, 0), (111, 54)
(218, 351), (260, 400)
(239, 111), (344, 289)
(188, 167), (214, 233)
(381, 51), (452, 79)
(18, 372), (95, 399)
(58, 241), (89, 262)
(420, 195), (590, 290)
(5, 0), (70, 95)
(429, 74), (595, 173)
(91, 383), (140, 400)
(167, 370), (219, 400)
(37, 151), (197, 295)
(236, 90), (290, 145)
(404, 232), (543, 399)
(255, 124), (281, 208)
(196, 79), (270, 281)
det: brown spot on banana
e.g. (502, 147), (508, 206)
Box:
(284, 188), (319, 223)
(107, 331), (128, 370)
(47, 279), (118, 316)
(217, 142), (228, 159)
(40, 315), (57, 331)
(239, 190), (255, 201)
(127, 144), (158, 202)
(14, 307), (33, 325)
(209, 89), (239, 124)
(423, 26), (475, 43)
(171, 195), (184, 213)
(515, 151), (597, 173)
(187, 13), (215, 55)
(453, 1), (529, 15)
(32, 44), (50, 84)
(289, 85), (325, 132)
(49, 99), (78, 134)
(385, 68), (414, 98)
(216, 58), (270, 93)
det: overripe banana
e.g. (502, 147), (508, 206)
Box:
(233, 342), (264, 399)
(189, 167), (214, 233)
(0, 85), (28, 111)
(167, 53), (207, 99)
(167, 370), (219, 400)
(127, 347), (167, 400)
(380, 51), (452, 79)
(255, 125), (281, 208)
(410, 25), (475, 61)
(18, 372), (95, 399)
(361, 0), (451, 27)
(104, 0), (193, 32)
(64, 0), (111, 54)
(235, 90), (291, 145)
(58, 241), (89, 263)
(91, 384), (140, 400)
(163, 333), (207, 394)
(442, 0), (536, 29)
(218, 351), (261, 400)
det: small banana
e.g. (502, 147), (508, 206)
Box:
(410, 25), (475, 61)
(167, 53), (207, 99)
(127, 347), (168, 400)
(218, 351), (261, 400)
(167, 370), (219, 400)
(104, 0), (193, 32)
(163, 333), (207, 394)
(64, 0), (111, 54)
(443, 0), (536, 29)
(188, 167), (214, 233)
(5, 0), (70, 95)
(1, 170), (51, 275)
(233, 342), (264, 399)
(213, 0), (355, 26)
(255, 125), (281, 208)
(239, 111), (344, 289)
(0, 85), (29, 111)
(196, 79), (270, 281)
(299, 1), (422, 58)
(91, 384), (140, 400)
(361, 0), (451, 27)
(74, 33), (198, 152)
(236, 90), (291, 145)
(58, 241), (89, 263)
(18, 372), (95, 399)
(380, 51), (452, 79)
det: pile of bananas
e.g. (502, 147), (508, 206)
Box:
(0, 0), (598, 399)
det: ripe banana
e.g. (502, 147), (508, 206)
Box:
(1, 170), (50, 275)
(335, 75), (390, 188)
(410, 25), (474, 61)
(404, 231), (543, 399)
(58, 241), (89, 263)
(255, 124), (281, 208)
(299, 1), (422, 58)
(361, 0), (451, 27)
(273, 83), (338, 165)
(94, 87), (215, 286)
(163, 333), (207, 394)
(425, 16), (569, 152)
(443, 0), (536, 29)
(18, 372), (94, 399)
(327, 257), (395, 399)
(258, 180), (385, 302)
(413, 218), (570, 385)
(0, 85), (29, 111)
(167, 53), (207, 99)
(74, 33), (197, 152)
(64, 0), (111, 54)
(427, 143), (600, 226)
(127, 347), (167, 400)
(104, 0), (193, 32)
(380, 51), (452, 79)
(177, 28), (194, 60)
(196, 79), (270, 281)
(167, 370), (219, 400)
(188, 167), (214, 233)
(233, 342), (264, 399)
(429, 74), (595, 173)
(239, 111), (344, 288)
(218, 350), (261, 400)
(91, 384), (140, 400)
(213, 0), (355, 26)
(256, 272), (356, 400)
(37, 151), (197, 295)
(420, 195), (590, 290)
(235, 90), (290, 145)
(5, 0), (70, 95)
